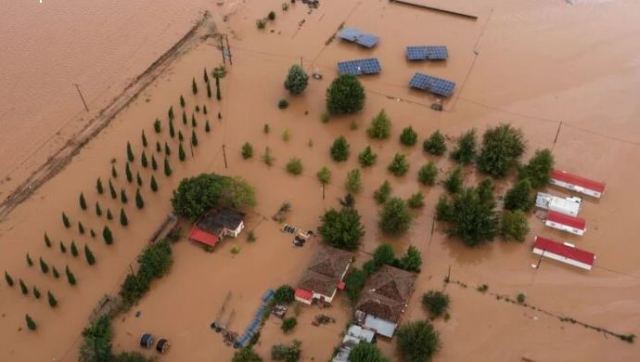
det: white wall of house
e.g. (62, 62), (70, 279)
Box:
(533, 247), (593, 270)
(550, 179), (602, 198)
(224, 221), (244, 238)
(544, 220), (585, 236)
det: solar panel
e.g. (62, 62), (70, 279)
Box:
(337, 58), (381, 76)
(406, 46), (428, 61)
(425, 46), (448, 60)
(338, 27), (361, 42)
(409, 73), (455, 97)
(356, 34), (379, 48)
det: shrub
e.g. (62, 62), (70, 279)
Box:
(349, 342), (388, 362)
(281, 129), (290, 142)
(241, 142), (254, 159)
(320, 112), (330, 123)
(79, 193), (87, 210)
(477, 124), (526, 178)
(418, 162), (438, 186)
(70, 241), (79, 257)
(268, 11), (276, 20)
(153, 119), (162, 133)
(358, 146), (377, 167)
(319, 207), (364, 251)
(407, 192), (425, 209)
(25, 314), (37, 331)
(80, 315), (113, 362)
(330, 136), (350, 162)
(4, 271), (14, 287)
(262, 147), (274, 167)
(274, 285), (295, 304)
(443, 166), (464, 194)
(451, 129), (477, 165)
(499, 210), (529, 242)
(284, 64), (309, 95)
(48, 291), (58, 308)
(442, 186), (498, 247)
(119, 240), (173, 306)
(44, 233), (52, 248)
(367, 110), (391, 139)
(504, 179), (534, 211)
(150, 175), (158, 192)
(85, 245), (96, 265)
(399, 126), (418, 146)
(281, 317), (297, 333)
(423, 130), (447, 156)
(62, 212), (71, 228)
(233, 348), (262, 362)
(345, 169), (362, 194)
(135, 189), (144, 209)
(422, 291), (450, 318)
(518, 149), (554, 189)
(388, 153), (410, 176)
(316, 166), (331, 185)
(256, 18), (266, 29)
(271, 340), (301, 362)
(19, 279), (28, 295)
(286, 158), (303, 175)
(345, 267), (367, 302)
(26, 253), (33, 267)
(126, 142), (135, 162)
(278, 99), (289, 109)
(326, 75), (365, 115)
(399, 246), (422, 272)
(516, 293), (526, 304)
(373, 181), (392, 205)
(65, 265), (77, 286)
(379, 198), (411, 235)
(396, 321), (440, 362)
(103, 226), (114, 245)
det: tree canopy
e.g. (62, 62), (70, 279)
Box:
(423, 130), (447, 156)
(367, 110), (392, 139)
(232, 348), (262, 362)
(330, 136), (350, 162)
(504, 179), (534, 212)
(499, 210), (530, 242)
(379, 197), (412, 235)
(518, 148), (554, 188)
(477, 124), (526, 178)
(349, 342), (389, 362)
(422, 291), (450, 319)
(284, 64), (309, 95)
(319, 206), (365, 250)
(326, 75), (365, 115)
(451, 129), (477, 165)
(396, 320), (440, 362)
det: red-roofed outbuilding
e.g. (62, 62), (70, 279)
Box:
(532, 236), (595, 270)
(188, 226), (220, 247)
(545, 211), (587, 236)
(550, 170), (606, 198)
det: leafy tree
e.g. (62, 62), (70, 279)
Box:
(62, 212), (71, 228)
(400, 126), (418, 146)
(477, 124), (526, 178)
(373, 181), (392, 205)
(418, 162), (438, 186)
(443, 166), (464, 194)
(349, 342), (388, 362)
(316, 166), (331, 185)
(319, 207), (364, 251)
(33, 287), (41, 299)
(281, 317), (297, 333)
(109, 179), (117, 199)
(358, 146), (377, 167)
(423, 130), (447, 156)
(372, 244), (395, 269)
(407, 192), (424, 209)
(232, 348), (262, 362)
(268, 10), (276, 20)
(19, 279), (29, 295)
(477, 178), (496, 208)
(39, 257), (49, 273)
(80, 315), (113, 362)
(26, 253), (33, 267)
(330, 136), (350, 162)
(178, 143), (186, 161)
(399, 246), (422, 272)
(25, 314), (37, 331)
(271, 340), (301, 362)
(286, 158), (303, 175)
(44, 233), (52, 248)
(241, 142), (254, 159)
(273, 285), (295, 304)
(367, 110), (391, 139)
(141, 151), (148, 168)
(125, 162), (133, 183)
(48, 291), (58, 308)
(442, 186), (499, 247)
(345, 168), (362, 194)
(192, 77), (198, 94)
(96, 178), (104, 194)
(345, 267), (367, 302)
(120, 209), (129, 226)
(120, 189), (128, 204)
(518, 148), (554, 188)
(85, 245), (96, 265)
(326, 74), (365, 115)
(451, 129), (477, 165)
(126, 142), (135, 162)
(284, 64), (309, 95)
(153, 119), (162, 133)
(171, 174), (256, 219)
(396, 320), (440, 362)
(388, 153), (410, 176)
(379, 198), (412, 235)
(135, 189), (144, 209)
(103, 226), (114, 245)
(504, 179), (534, 211)
(65, 265), (77, 286)
(4, 271), (14, 287)
(151, 155), (158, 170)
(422, 291), (450, 318)
(150, 175), (158, 192)
(500, 210), (529, 242)
(164, 157), (172, 177)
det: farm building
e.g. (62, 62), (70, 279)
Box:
(332, 325), (376, 362)
(544, 210), (587, 236)
(355, 265), (417, 338)
(536, 192), (582, 216)
(550, 170), (606, 198)
(188, 208), (245, 248)
(532, 236), (596, 270)
(295, 245), (354, 305)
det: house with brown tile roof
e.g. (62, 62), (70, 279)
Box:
(295, 245), (354, 305)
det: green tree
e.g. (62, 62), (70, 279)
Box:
(191, 130), (198, 147)
(451, 129), (477, 165)
(62, 212), (71, 228)
(518, 148), (554, 188)
(151, 155), (158, 170)
(79, 192), (87, 210)
(407, 192), (424, 209)
(164, 142), (171, 156)
(372, 244), (395, 270)
(180, 95), (186, 108)
(44, 233), (52, 248)
(141, 130), (148, 148)
(273, 285), (295, 304)
(358, 146), (377, 167)
(241, 142), (254, 159)
(120, 189), (128, 204)
(150, 175), (158, 192)
(207, 82), (212, 98)
(111, 164), (118, 179)
(268, 10), (276, 20)
(422, 291), (450, 318)
(153, 119), (162, 133)
(388, 153), (410, 176)
(141, 151), (148, 168)
(373, 181), (392, 205)
(164, 157), (172, 177)
(345, 168), (362, 194)
(477, 178), (496, 208)
(26, 253), (33, 267)
(400, 126), (418, 146)
(367, 110), (391, 139)
(32, 287), (41, 299)
(286, 158), (303, 175)
(52, 267), (60, 279)
(345, 267), (367, 302)
(504, 179), (534, 211)
(326, 74), (365, 115)
(168, 106), (175, 120)
(499, 210), (530, 242)
(443, 166), (464, 194)
(316, 166), (331, 185)
(284, 64), (309, 95)
(135, 189), (144, 209)
(25, 314), (37, 331)
(4, 271), (14, 287)
(271, 340), (301, 362)
(19, 279), (29, 295)
(349, 342), (389, 362)
(330, 136), (350, 162)
(103, 226), (114, 245)
(318, 207), (364, 251)
(477, 124), (526, 178)
(192, 77), (198, 94)
(444, 186), (499, 247)
(85, 245), (96, 265)
(96, 178), (104, 194)
(399, 246), (422, 272)
(80, 315), (113, 362)
(125, 162), (133, 183)
(65, 265), (77, 286)
(39, 257), (49, 273)
(120, 209), (129, 227)
(396, 320), (440, 362)
(47, 291), (58, 308)
(215, 75), (222, 100)
(136, 172), (143, 187)
(109, 179), (117, 199)
(232, 348), (262, 362)
(205, 120), (211, 133)
(59, 241), (67, 253)
(126, 142), (135, 162)
(70, 241), (79, 257)
(281, 317), (297, 333)
(106, 208), (113, 220)
(95, 202), (103, 218)
(169, 119), (176, 138)
(423, 130), (447, 156)
(379, 198), (412, 235)
(418, 162), (438, 186)
(79, 222), (86, 234)
(178, 143), (186, 161)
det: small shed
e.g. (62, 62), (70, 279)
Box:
(544, 211), (587, 236)
(532, 236), (595, 270)
(536, 192), (582, 217)
(550, 170), (606, 198)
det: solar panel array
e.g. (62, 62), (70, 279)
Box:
(337, 58), (382, 76)
(406, 46), (448, 60)
(338, 27), (361, 42)
(409, 72), (456, 97)
(338, 27), (379, 48)
(356, 34), (380, 48)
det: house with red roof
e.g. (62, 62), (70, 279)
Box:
(295, 245), (354, 305)
(532, 236), (596, 270)
(188, 208), (245, 249)
(550, 170), (606, 199)
(544, 210), (586, 236)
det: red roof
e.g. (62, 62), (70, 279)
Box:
(547, 211), (586, 230)
(188, 226), (219, 247)
(551, 170), (606, 193)
(295, 288), (313, 301)
(533, 236), (595, 265)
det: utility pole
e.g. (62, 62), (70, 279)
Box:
(553, 121), (563, 145)
(222, 144), (228, 168)
(225, 34), (232, 65)
(73, 83), (89, 112)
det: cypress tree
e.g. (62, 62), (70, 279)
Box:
(19, 279), (28, 295)
(178, 143), (186, 161)
(70, 241), (79, 257)
(215, 75), (221, 100)
(164, 142), (171, 156)
(182, 111), (187, 125)
(151, 155), (158, 170)
(141, 151), (148, 168)
(204, 67), (209, 83)
(103, 226), (113, 245)
(135, 189), (144, 209)
(178, 130), (184, 142)
(120, 189), (128, 204)
(26, 253), (33, 267)
(96, 178), (104, 194)
(153, 118), (162, 133)
(65, 266), (76, 286)
(192, 77), (198, 95)
(109, 179), (117, 199)
(218, 112), (222, 120)
(205, 120), (211, 133)
(191, 114), (197, 128)
(78, 222), (85, 234)
(136, 172), (143, 187)
(33, 287), (41, 299)
(52, 267), (60, 279)
(168, 106), (174, 120)
(120, 209), (129, 227)
(150, 175), (158, 192)
(191, 130), (198, 147)
(25, 314), (37, 331)
(96, 202), (102, 217)
(203, 105), (208, 115)
(141, 130), (148, 148)
(79, 193), (87, 210)
(111, 164), (118, 178)
(169, 119), (176, 138)
(164, 158), (172, 177)
(4, 271), (14, 287)
(106, 209), (113, 220)
(48, 291), (58, 308)
(62, 212), (71, 228)
(126, 142), (135, 162)
(207, 82), (212, 98)
(59, 241), (67, 254)
(90, 229), (96, 238)
(84, 245), (96, 266)
(125, 162), (133, 183)
(39, 257), (49, 273)
(156, 141), (162, 153)
(180, 95), (185, 108)
(44, 233), (52, 248)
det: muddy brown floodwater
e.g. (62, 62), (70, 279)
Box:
(1, 0), (640, 361)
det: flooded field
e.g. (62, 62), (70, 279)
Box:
(1, 0), (639, 361)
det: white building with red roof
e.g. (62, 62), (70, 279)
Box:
(550, 170), (606, 199)
(532, 236), (596, 270)
(545, 210), (587, 236)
